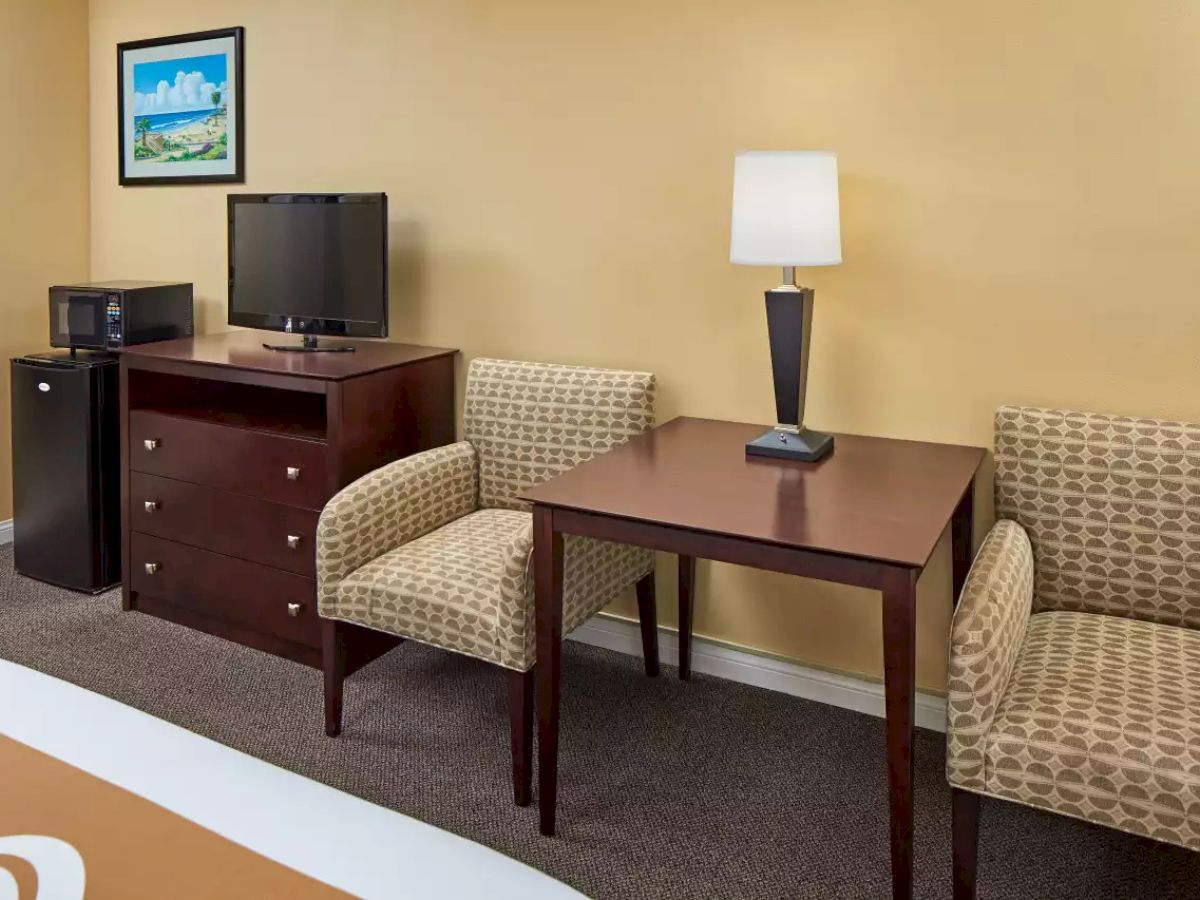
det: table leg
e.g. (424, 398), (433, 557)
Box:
(534, 505), (565, 836)
(677, 554), (696, 681)
(881, 566), (919, 900)
(635, 573), (660, 677)
(950, 479), (975, 605)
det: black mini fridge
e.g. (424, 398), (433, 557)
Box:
(11, 351), (120, 592)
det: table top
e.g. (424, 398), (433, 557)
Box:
(121, 331), (457, 381)
(522, 417), (985, 568)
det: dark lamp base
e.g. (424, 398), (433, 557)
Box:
(746, 428), (834, 462)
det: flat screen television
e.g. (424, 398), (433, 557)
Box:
(227, 193), (387, 352)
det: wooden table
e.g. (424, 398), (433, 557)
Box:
(522, 417), (984, 900)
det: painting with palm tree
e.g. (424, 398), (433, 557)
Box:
(118, 28), (244, 185)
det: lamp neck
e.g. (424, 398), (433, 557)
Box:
(778, 266), (802, 292)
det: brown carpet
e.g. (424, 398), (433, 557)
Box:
(2, 545), (1199, 899)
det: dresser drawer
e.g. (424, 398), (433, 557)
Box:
(130, 472), (318, 576)
(130, 532), (318, 646)
(129, 411), (330, 509)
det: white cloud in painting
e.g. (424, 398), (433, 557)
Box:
(134, 72), (227, 115)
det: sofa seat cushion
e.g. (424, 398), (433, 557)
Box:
(333, 508), (534, 669)
(985, 610), (1200, 849)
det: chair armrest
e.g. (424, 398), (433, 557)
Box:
(317, 442), (478, 612)
(946, 519), (1035, 792)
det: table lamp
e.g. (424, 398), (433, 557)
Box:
(730, 150), (841, 462)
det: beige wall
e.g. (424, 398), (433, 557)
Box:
(0, 0), (91, 521)
(88, 0), (1200, 691)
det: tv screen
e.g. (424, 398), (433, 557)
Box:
(227, 193), (387, 339)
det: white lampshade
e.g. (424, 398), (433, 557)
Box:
(730, 150), (842, 267)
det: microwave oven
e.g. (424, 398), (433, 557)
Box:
(49, 281), (194, 351)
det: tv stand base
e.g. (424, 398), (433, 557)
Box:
(262, 336), (356, 353)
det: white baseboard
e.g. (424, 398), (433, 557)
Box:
(0, 519), (11, 546)
(568, 615), (947, 733)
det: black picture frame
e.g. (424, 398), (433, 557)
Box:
(117, 27), (245, 186)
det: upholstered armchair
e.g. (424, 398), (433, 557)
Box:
(948, 406), (1200, 898)
(316, 357), (669, 806)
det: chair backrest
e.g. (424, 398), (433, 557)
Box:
(463, 357), (655, 511)
(994, 405), (1200, 628)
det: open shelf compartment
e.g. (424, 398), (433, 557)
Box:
(126, 370), (328, 441)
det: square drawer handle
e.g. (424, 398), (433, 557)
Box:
(286, 466), (301, 481)
(144, 562), (160, 575)
(143, 439), (161, 451)
(287, 602), (304, 617)
(144, 500), (160, 513)
(286, 534), (302, 550)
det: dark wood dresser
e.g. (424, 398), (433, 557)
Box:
(119, 331), (457, 670)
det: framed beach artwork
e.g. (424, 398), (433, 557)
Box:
(117, 27), (244, 185)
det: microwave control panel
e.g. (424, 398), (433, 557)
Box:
(105, 294), (122, 345)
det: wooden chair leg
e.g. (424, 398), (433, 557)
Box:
(509, 668), (534, 806)
(678, 554), (696, 680)
(322, 619), (346, 738)
(635, 573), (660, 677)
(952, 788), (981, 900)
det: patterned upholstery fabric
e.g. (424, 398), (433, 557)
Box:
(329, 509), (532, 668)
(985, 611), (1200, 849)
(558, 535), (654, 646)
(317, 357), (655, 672)
(948, 405), (1200, 855)
(327, 510), (651, 671)
(995, 406), (1200, 629)
(463, 357), (656, 511)
(946, 520), (1035, 792)
(317, 442), (478, 607)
